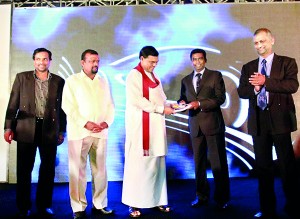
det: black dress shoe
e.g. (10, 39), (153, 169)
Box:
(92, 206), (114, 215)
(191, 196), (208, 207)
(73, 211), (86, 219)
(18, 210), (31, 218)
(38, 208), (55, 217)
(254, 211), (278, 219)
(284, 205), (298, 219)
(216, 202), (229, 210)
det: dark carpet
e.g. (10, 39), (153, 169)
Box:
(0, 177), (290, 219)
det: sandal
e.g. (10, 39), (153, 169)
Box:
(129, 207), (141, 218)
(157, 205), (171, 213)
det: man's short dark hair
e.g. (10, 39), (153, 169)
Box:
(254, 28), (273, 37)
(190, 48), (207, 62)
(32, 48), (52, 60)
(81, 49), (99, 61)
(139, 46), (159, 59)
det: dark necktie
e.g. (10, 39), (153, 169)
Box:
(196, 73), (202, 93)
(257, 59), (267, 110)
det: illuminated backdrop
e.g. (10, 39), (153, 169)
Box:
(9, 3), (300, 182)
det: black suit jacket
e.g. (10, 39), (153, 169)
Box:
(179, 68), (226, 137)
(4, 71), (66, 145)
(237, 54), (298, 135)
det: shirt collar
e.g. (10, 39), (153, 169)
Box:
(80, 70), (100, 80)
(259, 53), (274, 64)
(33, 70), (51, 81)
(194, 68), (205, 77)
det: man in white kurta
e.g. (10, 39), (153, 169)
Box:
(62, 49), (114, 219)
(122, 46), (174, 216)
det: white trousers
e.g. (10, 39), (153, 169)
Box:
(68, 136), (108, 212)
(122, 154), (168, 208)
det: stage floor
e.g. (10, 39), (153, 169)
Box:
(0, 178), (290, 219)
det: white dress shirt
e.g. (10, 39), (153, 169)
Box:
(193, 68), (205, 92)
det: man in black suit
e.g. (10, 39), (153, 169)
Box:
(4, 48), (66, 218)
(178, 48), (230, 209)
(237, 28), (300, 219)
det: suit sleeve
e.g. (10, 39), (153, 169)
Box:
(199, 71), (226, 111)
(58, 79), (67, 133)
(265, 58), (299, 94)
(178, 79), (188, 103)
(237, 64), (256, 100)
(4, 74), (21, 130)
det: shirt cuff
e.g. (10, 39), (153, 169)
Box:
(254, 89), (260, 95)
(155, 105), (164, 114)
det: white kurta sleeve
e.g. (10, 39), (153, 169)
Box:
(62, 78), (87, 128)
(126, 69), (164, 113)
(103, 79), (115, 127)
